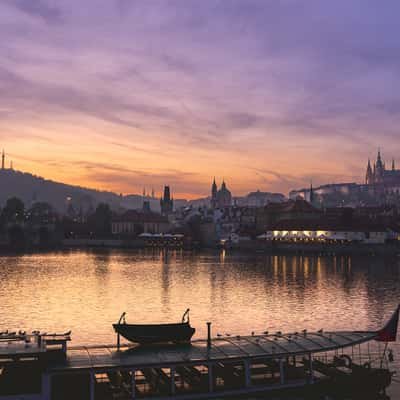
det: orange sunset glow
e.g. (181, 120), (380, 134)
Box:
(1, 1), (400, 199)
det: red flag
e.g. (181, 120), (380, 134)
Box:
(375, 304), (400, 342)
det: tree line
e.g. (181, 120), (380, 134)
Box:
(0, 197), (113, 250)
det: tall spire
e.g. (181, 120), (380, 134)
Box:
(366, 159), (372, 184)
(211, 177), (217, 195)
(376, 148), (383, 168)
(221, 179), (226, 190)
(392, 159), (395, 171)
(1, 149), (4, 170)
(211, 177), (218, 209)
(309, 181), (314, 204)
(160, 185), (173, 215)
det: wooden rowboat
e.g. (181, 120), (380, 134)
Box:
(113, 309), (195, 344)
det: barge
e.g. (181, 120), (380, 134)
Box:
(0, 306), (398, 400)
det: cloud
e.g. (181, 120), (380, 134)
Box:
(5, 0), (63, 23)
(74, 161), (208, 196)
(2, 1), (400, 197)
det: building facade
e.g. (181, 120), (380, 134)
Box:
(210, 178), (232, 208)
(365, 150), (400, 193)
(111, 210), (170, 235)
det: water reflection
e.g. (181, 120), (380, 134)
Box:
(1, 250), (400, 398)
(0, 250), (399, 345)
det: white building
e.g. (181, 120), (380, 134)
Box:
(260, 228), (393, 244)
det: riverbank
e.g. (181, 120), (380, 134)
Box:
(1, 237), (400, 255)
(228, 240), (400, 255)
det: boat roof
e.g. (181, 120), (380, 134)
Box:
(49, 330), (377, 373)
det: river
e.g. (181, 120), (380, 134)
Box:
(1, 249), (399, 398)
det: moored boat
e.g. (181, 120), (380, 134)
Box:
(113, 308), (195, 344)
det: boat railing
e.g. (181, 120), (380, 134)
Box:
(312, 348), (394, 371)
(118, 312), (127, 324)
(182, 308), (190, 324)
(0, 331), (71, 351)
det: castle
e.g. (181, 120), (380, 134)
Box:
(211, 178), (232, 208)
(365, 150), (400, 192)
(290, 149), (400, 205)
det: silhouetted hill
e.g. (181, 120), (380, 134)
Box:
(0, 169), (188, 214)
(0, 169), (123, 213)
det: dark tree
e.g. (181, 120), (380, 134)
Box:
(38, 226), (50, 246)
(1, 197), (25, 223)
(8, 225), (26, 250)
(28, 202), (55, 224)
(89, 203), (112, 236)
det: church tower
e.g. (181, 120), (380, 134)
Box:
(366, 159), (373, 185)
(375, 149), (385, 184)
(160, 186), (173, 216)
(211, 177), (218, 209)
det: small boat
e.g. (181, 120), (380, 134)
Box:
(113, 309), (195, 344)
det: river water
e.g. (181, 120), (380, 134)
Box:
(1, 249), (399, 398)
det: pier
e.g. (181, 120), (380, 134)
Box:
(1, 329), (392, 400)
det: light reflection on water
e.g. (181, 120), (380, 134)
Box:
(0, 249), (399, 398)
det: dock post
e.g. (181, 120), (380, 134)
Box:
(309, 354), (314, 384)
(90, 371), (95, 400)
(244, 359), (251, 388)
(279, 358), (285, 385)
(207, 322), (212, 349)
(170, 366), (176, 395)
(41, 373), (51, 400)
(208, 363), (214, 393)
(131, 370), (136, 399)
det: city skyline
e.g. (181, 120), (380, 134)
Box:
(1, 1), (400, 199)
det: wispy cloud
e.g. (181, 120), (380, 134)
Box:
(1, 0), (400, 197)
(5, 0), (63, 23)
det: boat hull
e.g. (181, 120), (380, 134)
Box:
(113, 322), (195, 344)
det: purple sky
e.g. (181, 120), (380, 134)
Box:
(1, 1), (400, 198)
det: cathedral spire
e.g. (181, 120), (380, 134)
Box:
(376, 148), (384, 167)
(211, 177), (218, 209)
(211, 177), (217, 195)
(366, 159), (373, 184)
(221, 179), (226, 190)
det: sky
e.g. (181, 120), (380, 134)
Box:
(1, 0), (400, 199)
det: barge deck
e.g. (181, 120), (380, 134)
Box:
(1, 304), (398, 399)
(0, 330), (392, 400)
